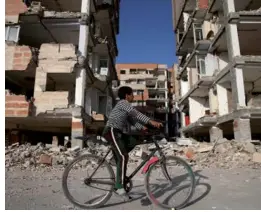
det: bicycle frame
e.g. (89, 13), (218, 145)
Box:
(87, 138), (167, 186)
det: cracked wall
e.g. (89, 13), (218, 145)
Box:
(33, 44), (77, 115)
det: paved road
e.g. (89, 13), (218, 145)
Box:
(5, 166), (261, 210)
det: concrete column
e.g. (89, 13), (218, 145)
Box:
(233, 118), (251, 141)
(223, 0), (246, 109)
(71, 117), (85, 148)
(165, 80), (168, 134)
(75, 67), (86, 107)
(216, 84), (229, 116)
(72, 0), (91, 148)
(181, 111), (186, 128)
(209, 126), (223, 143)
(209, 88), (218, 114)
(52, 136), (59, 146)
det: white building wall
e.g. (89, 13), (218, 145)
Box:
(180, 80), (189, 96)
(216, 84), (229, 116)
(189, 97), (209, 123)
(218, 52), (229, 71)
(205, 53), (218, 76)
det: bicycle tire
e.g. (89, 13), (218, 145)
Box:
(62, 154), (115, 209)
(144, 155), (195, 210)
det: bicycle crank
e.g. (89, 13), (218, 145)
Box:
(124, 178), (133, 193)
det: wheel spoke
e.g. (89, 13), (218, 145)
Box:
(144, 156), (195, 210)
(62, 154), (115, 209)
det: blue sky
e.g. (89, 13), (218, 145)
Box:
(116, 0), (177, 67)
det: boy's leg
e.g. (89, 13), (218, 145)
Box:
(103, 127), (128, 189)
(122, 134), (140, 153)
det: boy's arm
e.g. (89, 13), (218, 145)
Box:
(127, 116), (144, 130)
(120, 101), (150, 125)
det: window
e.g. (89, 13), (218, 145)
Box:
(197, 58), (206, 75)
(130, 69), (137, 74)
(137, 90), (143, 95)
(137, 69), (146, 74)
(120, 70), (126, 74)
(5, 25), (20, 42)
(99, 57), (108, 75)
(137, 79), (145, 84)
(137, 101), (143, 106)
(177, 30), (184, 43)
(193, 23), (203, 43)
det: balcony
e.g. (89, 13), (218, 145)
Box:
(209, 0), (261, 13)
(95, 0), (120, 36)
(174, 0), (209, 32)
(30, 0), (96, 12)
(124, 84), (146, 90)
(120, 74), (154, 80)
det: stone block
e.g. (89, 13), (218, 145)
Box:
(209, 126), (223, 143)
(252, 152), (261, 163)
(39, 154), (52, 165)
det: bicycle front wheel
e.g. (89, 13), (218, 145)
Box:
(144, 156), (195, 210)
(62, 154), (115, 209)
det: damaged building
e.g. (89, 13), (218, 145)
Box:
(113, 64), (176, 135)
(172, 0), (261, 142)
(5, 0), (120, 148)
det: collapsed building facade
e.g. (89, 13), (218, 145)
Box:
(5, 0), (120, 148)
(113, 63), (176, 135)
(172, 0), (261, 142)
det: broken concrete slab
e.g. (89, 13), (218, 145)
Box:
(70, 146), (80, 152)
(242, 142), (256, 154)
(177, 138), (193, 146)
(39, 154), (52, 165)
(252, 153), (261, 163)
(196, 145), (213, 153)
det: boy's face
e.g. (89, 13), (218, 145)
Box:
(126, 93), (134, 102)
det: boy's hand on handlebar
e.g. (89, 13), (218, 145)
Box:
(149, 120), (163, 128)
(142, 126), (148, 131)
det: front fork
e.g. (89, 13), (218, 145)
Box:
(158, 152), (171, 182)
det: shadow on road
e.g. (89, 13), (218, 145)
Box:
(101, 170), (211, 209)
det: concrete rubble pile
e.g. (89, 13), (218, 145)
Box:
(5, 142), (83, 170)
(5, 137), (111, 170)
(5, 137), (261, 170)
(128, 138), (261, 169)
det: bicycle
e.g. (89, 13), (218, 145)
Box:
(62, 128), (196, 210)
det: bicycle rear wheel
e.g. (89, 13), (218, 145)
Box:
(62, 154), (115, 209)
(144, 156), (195, 210)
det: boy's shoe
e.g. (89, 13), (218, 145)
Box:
(114, 188), (132, 202)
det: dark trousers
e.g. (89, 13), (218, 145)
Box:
(103, 127), (139, 189)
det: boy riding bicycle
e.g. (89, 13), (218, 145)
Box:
(103, 86), (162, 201)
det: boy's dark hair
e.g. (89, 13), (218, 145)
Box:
(118, 86), (133, 99)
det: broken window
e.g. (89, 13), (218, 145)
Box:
(193, 23), (203, 43)
(137, 90), (144, 95)
(196, 57), (206, 75)
(45, 73), (74, 91)
(5, 25), (20, 43)
(130, 69), (137, 74)
(137, 79), (145, 84)
(99, 57), (108, 76)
